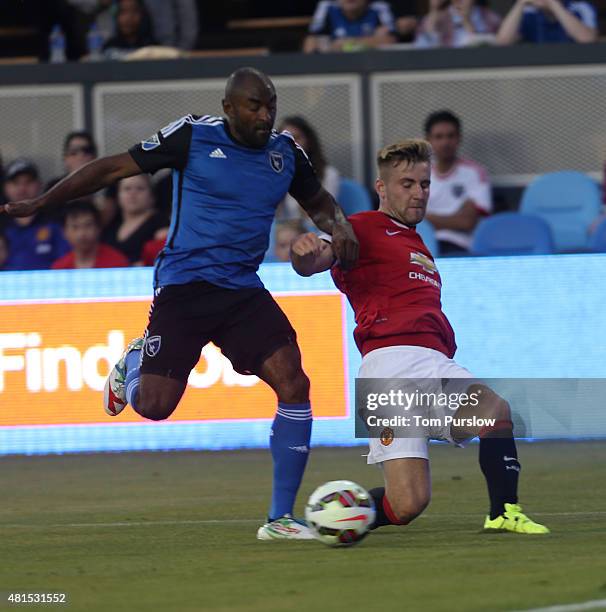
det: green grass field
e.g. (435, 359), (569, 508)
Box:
(1, 441), (605, 612)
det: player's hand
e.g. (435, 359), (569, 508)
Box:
(332, 221), (359, 270)
(1, 199), (42, 218)
(291, 232), (325, 259)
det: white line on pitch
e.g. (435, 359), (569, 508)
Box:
(1, 510), (604, 530)
(511, 598), (606, 612)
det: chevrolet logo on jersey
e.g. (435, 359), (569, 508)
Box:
(410, 252), (437, 274)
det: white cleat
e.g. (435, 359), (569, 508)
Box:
(103, 337), (144, 416)
(256, 515), (315, 541)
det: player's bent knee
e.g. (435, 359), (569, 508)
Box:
(389, 492), (430, 524)
(137, 395), (179, 421)
(277, 370), (310, 403)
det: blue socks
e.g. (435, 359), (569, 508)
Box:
(124, 348), (141, 412)
(269, 401), (313, 521)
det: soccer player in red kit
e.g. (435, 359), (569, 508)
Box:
(290, 139), (549, 534)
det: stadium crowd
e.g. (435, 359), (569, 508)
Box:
(1, 0), (600, 63)
(0, 0), (604, 269)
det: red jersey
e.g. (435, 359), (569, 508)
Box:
(331, 211), (456, 358)
(52, 244), (130, 270)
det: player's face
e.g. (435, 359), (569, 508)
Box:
(426, 122), (460, 164)
(4, 174), (41, 202)
(224, 85), (277, 148)
(64, 213), (100, 252)
(118, 175), (154, 215)
(376, 161), (431, 226)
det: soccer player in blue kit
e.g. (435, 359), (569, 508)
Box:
(2, 68), (359, 540)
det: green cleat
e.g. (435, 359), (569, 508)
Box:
(103, 337), (144, 416)
(484, 503), (550, 534)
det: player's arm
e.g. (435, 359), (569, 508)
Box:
(287, 140), (359, 269)
(2, 153), (140, 217)
(299, 187), (359, 270)
(425, 200), (481, 232)
(2, 117), (192, 219)
(291, 232), (335, 277)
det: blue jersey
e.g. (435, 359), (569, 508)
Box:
(309, 1), (395, 39)
(129, 115), (320, 289)
(4, 219), (69, 271)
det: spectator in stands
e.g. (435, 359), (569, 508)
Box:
(0, 233), (8, 271)
(391, 0), (420, 42)
(2, 159), (70, 270)
(142, 0), (199, 50)
(47, 131), (98, 191)
(103, 174), (168, 263)
(45, 131), (117, 225)
(52, 200), (129, 269)
(423, 111), (492, 254)
(274, 220), (307, 262)
(304, 0), (397, 52)
(277, 116), (341, 227)
(415, 0), (502, 48)
(103, 0), (156, 59)
(496, 0), (597, 44)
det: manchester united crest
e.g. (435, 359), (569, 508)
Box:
(380, 427), (395, 446)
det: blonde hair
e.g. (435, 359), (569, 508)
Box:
(377, 139), (432, 176)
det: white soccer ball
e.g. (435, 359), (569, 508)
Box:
(305, 480), (376, 547)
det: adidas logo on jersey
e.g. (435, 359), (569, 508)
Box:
(209, 148), (227, 159)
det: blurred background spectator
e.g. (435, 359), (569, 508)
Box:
(390, 0), (419, 41)
(103, 175), (168, 263)
(415, 0), (502, 47)
(276, 116), (341, 227)
(273, 220), (307, 262)
(103, 0), (156, 60)
(52, 200), (129, 269)
(423, 111), (492, 254)
(496, 0), (597, 43)
(142, 0), (199, 50)
(304, 0), (397, 52)
(2, 159), (70, 270)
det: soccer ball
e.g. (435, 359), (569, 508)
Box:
(305, 480), (376, 547)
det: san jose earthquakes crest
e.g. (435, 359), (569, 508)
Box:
(269, 151), (284, 173)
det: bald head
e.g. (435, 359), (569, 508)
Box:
(225, 67), (275, 101)
(222, 67), (277, 148)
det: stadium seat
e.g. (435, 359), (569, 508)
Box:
(337, 178), (372, 215)
(519, 171), (601, 252)
(471, 212), (554, 256)
(588, 217), (606, 252)
(416, 219), (439, 257)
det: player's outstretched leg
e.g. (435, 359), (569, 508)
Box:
(256, 344), (314, 540)
(453, 385), (549, 534)
(104, 337), (144, 416)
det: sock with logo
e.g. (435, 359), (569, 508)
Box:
(369, 487), (409, 528)
(124, 348), (142, 412)
(268, 402), (312, 521)
(479, 420), (520, 520)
